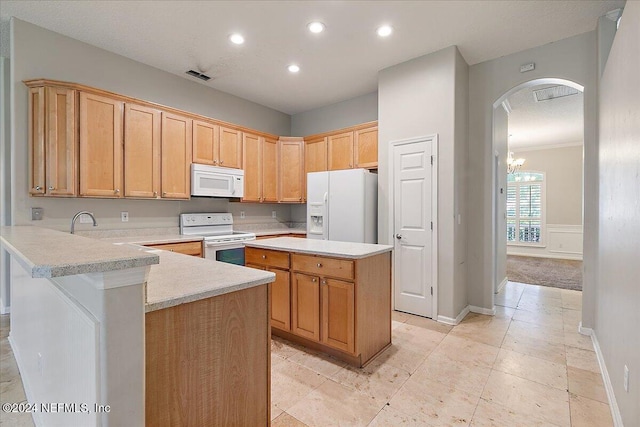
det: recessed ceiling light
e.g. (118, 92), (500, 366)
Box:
(229, 33), (245, 45)
(307, 22), (325, 34)
(377, 25), (393, 37)
(288, 64), (300, 73)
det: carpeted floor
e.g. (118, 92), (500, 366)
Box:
(507, 255), (583, 291)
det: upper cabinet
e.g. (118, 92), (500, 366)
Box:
(354, 125), (378, 169)
(79, 92), (124, 198)
(304, 136), (328, 175)
(219, 126), (242, 169)
(242, 132), (263, 202)
(309, 122), (378, 173)
(124, 103), (161, 198)
(279, 138), (305, 203)
(328, 131), (354, 171)
(262, 137), (278, 203)
(28, 86), (78, 197)
(192, 120), (218, 165)
(161, 113), (193, 199)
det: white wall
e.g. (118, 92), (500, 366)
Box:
(494, 106), (508, 290)
(467, 31), (597, 318)
(596, 3), (640, 424)
(378, 46), (468, 320)
(290, 91), (378, 136)
(1, 56), (10, 313)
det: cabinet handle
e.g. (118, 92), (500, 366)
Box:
(262, 255), (266, 259)
(213, 160), (218, 165)
(317, 263), (322, 268)
(162, 192), (167, 196)
(35, 186), (42, 191)
(153, 191), (158, 197)
(48, 186), (54, 191)
(170, 249), (174, 252)
(114, 189), (120, 194)
(312, 278), (317, 282)
(220, 160), (224, 165)
(349, 163), (352, 168)
(321, 280), (326, 285)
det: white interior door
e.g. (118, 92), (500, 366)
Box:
(393, 138), (435, 318)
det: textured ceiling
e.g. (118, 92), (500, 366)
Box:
(507, 85), (584, 150)
(0, 1), (624, 114)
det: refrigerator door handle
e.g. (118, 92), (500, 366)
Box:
(323, 192), (328, 204)
(323, 191), (329, 240)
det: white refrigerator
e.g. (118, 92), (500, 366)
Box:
(306, 169), (377, 243)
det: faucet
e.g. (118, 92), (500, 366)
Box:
(70, 211), (98, 234)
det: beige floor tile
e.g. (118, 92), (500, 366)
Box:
(523, 285), (563, 299)
(470, 398), (563, 427)
(0, 412), (36, 427)
(392, 323), (447, 352)
(494, 296), (521, 309)
(561, 291), (583, 310)
(431, 335), (500, 368)
(512, 308), (565, 329)
(0, 314), (9, 339)
(389, 376), (480, 426)
(271, 336), (304, 359)
(481, 370), (570, 427)
(286, 348), (347, 377)
(413, 351), (492, 396)
(493, 305), (516, 320)
(391, 310), (412, 323)
(271, 405), (284, 421)
(450, 317), (510, 347)
(566, 347), (600, 373)
(518, 293), (564, 308)
(271, 358), (327, 411)
(501, 333), (566, 364)
(493, 348), (567, 390)
(368, 405), (437, 427)
(272, 412), (309, 427)
(287, 380), (382, 427)
(373, 342), (429, 374)
(404, 314), (454, 334)
(516, 300), (564, 316)
(567, 366), (608, 404)
(272, 353), (287, 369)
(563, 329), (594, 351)
(569, 393), (613, 427)
(562, 308), (582, 329)
(507, 319), (566, 345)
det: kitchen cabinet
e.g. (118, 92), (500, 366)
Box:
(246, 248), (291, 331)
(279, 137), (305, 203)
(242, 132), (263, 202)
(144, 240), (203, 257)
(161, 113), (192, 199)
(28, 86), (78, 197)
(192, 119), (218, 165)
(219, 126), (243, 169)
(292, 273), (321, 341)
(79, 92), (124, 198)
(124, 103), (161, 198)
(304, 136), (328, 174)
(354, 125), (378, 169)
(262, 137), (279, 202)
(328, 131), (354, 171)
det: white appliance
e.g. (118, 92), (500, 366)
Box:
(180, 213), (255, 265)
(191, 164), (244, 198)
(307, 169), (377, 243)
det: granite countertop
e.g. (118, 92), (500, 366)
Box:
(252, 229), (306, 237)
(245, 237), (393, 259)
(143, 248), (275, 312)
(100, 234), (203, 245)
(0, 226), (159, 278)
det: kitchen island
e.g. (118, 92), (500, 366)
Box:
(1, 226), (275, 427)
(245, 237), (393, 367)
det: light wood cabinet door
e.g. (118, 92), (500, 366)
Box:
(269, 267), (291, 331)
(321, 278), (355, 354)
(279, 138), (304, 203)
(28, 87), (46, 195)
(292, 273), (320, 342)
(262, 137), (278, 202)
(328, 131), (354, 171)
(161, 113), (192, 199)
(124, 103), (161, 198)
(144, 241), (202, 257)
(354, 125), (378, 169)
(45, 87), (78, 196)
(242, 132), (263, 202)
(79, 92), (124, 197)
(192, 120), (218, 165)
(304, 136), (328, 174)
(219, 126), (242, 169)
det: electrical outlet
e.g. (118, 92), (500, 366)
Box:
(121, 211), (129, 222)
(31, 207), (43, 221)
(624, 365), (629, 392)
(272, 211), (277, 218)
(79, 214), (93, 224)
(240, 211), (245, 219)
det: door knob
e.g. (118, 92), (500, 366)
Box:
(395, 234), (402, 239)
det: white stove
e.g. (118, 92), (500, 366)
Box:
(180, 213), (255, 265)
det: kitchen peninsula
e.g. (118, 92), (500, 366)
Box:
(245, 237), (393, 367)
(0, 226), (275, 427)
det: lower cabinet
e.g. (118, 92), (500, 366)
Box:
(144, 240), (203, 257)
(291, 273), (321, 341)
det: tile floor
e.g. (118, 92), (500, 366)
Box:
(0, 282), (613, 426)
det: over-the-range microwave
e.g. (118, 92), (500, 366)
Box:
(191, 164), (244, 198)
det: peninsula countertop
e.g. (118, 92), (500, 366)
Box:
(245, 237), (393, 259)
(0, 226), (159, 278)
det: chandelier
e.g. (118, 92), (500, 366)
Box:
(507, 152), (525, 174)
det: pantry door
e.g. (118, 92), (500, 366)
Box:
(392, 136), (437, 318)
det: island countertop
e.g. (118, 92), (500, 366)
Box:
(245, 237), (393, 259)
(0, 226), (159, 278)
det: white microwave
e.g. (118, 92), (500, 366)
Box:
(191, 164), (244, 198)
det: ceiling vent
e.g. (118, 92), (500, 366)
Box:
(533, 85), (580, 102)
(186, 69), (211, 81)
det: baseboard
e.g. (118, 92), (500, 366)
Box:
(470, 305), (497, 316)
(8, 335), (40, 426)
(578, 321), (593, 336)
(437, 305), (470, 325)
(591, 331), (624, 427)
(495, 277), (508, 294)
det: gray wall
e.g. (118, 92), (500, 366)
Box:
(378, 46), (468, 321)
(1, 56), (10, 312)
(597, 3), (640, 424)
(494, 106), (508, 290)
(8, 18), (293, 232)
(467, 31), (598, 318)
(512, 145), (583, 225)
(290, 91), (378, 136)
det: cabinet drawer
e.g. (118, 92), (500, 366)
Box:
(292, 254), (354, 280)
(246, 248), (290, 269)
(145, 241), (202, 257)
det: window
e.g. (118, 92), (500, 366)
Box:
(507, 171), (544, 245)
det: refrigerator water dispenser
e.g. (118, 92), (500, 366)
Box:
(309, 215), (324, 234)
